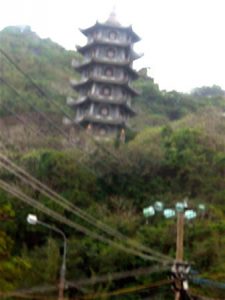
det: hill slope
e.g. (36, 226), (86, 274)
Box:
(0, 26), (225, 299)
(1, 26), (225, 130)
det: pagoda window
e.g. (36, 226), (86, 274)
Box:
(122, 89), (127, 97)
(124, 71), (128, 80)
(91, 48), (96, 58)
(108, 30), (117, 40)
(106, 47), (116, 58)
(125, 49), (130, 60)
(89, 67), (94, 76)
(104, 67), (114, 77)
(99, 106), (109, 117)
(100, 85), (112, 96)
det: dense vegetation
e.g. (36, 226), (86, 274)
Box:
(0, 26), (225, 299)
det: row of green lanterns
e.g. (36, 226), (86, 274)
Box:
(143, 201), (205, 220)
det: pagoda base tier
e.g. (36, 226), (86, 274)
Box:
(75, 115), (126, 127)
(76, 120), (126, 137)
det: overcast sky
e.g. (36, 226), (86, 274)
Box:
(1, 0), (225, 92)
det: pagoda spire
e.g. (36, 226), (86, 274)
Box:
(106, 6), (120, 26)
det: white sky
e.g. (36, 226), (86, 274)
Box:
(0, 0), (225, 92)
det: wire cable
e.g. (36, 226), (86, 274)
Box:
(0, 77), (172, 262)
(0, 47), (129, 167)
(0, 75), (112, 176)
(0, 46), (173, 263)
(75, 279), (171, 299)
(67, 265), (169, 287)
(191, 277), (225, 290)
(0, 265), (169, 299)
(0, 47), (145, 200)
(0, 178), (167, 262)
(190, 288), (225, 300)
(0, 77), (73, 142)
(0, 152), (173, 263)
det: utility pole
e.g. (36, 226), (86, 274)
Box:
(176, 212), (184, 262)
(175, 212), (184, 300)
(143, 200), (205, 300)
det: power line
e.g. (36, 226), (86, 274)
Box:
(0, 47), (146, 199)
(0, 265), (169, 298)
(0, 47), (129, 166)
(0, 75), (113, 176)
(0, 44), (172, 270)
(1, 102), (43, 137)
(76, 279), (171, 299)
(0, 47), (73, 122)
(0, 292), (47, 300)
(0, 70), (106, 175)
(191, 277), (225, 290)
(0, 178), (167, 262)
(0, 77), (72, 141)
(190, 288), (225, 300)
(67, 265), (169, 287)
(0, 65), (172, 262)
(0, 152), (172, 263)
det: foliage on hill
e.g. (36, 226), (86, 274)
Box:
(0, 26), (78, 117)
(0, 27), (225, 299)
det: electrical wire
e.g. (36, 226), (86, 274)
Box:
(190, 288), (225, 300)
(0, 69), (109, 178)
(0, 47), (124, 166)
(0, 77), (73, 142)
(75, 279), (171, 299)
(0, 152), (173, 263)
(0, 74), (173, 262)
(0, 46), (147, 207)
(0, 178), (167, 262)
(0, 47), (71, 117)
(0, 265), (169, 299)
(0, 45), (173, 264)
(191, 277), (225, 290)
(0, 74), (113, 176)
(0, 74), (172, 262)
(0, 292), (48, 300)
(67, 265), (169, 287)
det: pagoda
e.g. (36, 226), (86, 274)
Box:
(68, 11), (141, 138)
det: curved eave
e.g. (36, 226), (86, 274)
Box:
(125, 84), (140, 96)
(68, 96), (136, 116)
(73, 58), (131, 71)
(131, 51), (144, 61)
(73, 60), (139, 80)
(80, 22), (140, 43)
(76, 40), (131, 54)
(70, 78), (140, 95)
(70, 77), (128, 89)
(76, 46), (142, 63)
(127, 67), (139, 80)
(70, 78), (91, 90)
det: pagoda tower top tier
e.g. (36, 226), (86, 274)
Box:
(80, 11), (141, 43)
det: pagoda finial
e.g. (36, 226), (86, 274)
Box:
(106, 5), (120, 26)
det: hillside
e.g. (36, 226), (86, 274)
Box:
(0, 26), (78, 117)
(1, 26), (225, 129)
(0, 26), (225, 299)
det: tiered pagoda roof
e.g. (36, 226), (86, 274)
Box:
(68, 11), (142, 137)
